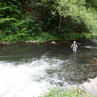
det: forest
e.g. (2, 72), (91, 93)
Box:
(0, 0), (97, 42)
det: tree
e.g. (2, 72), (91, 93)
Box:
(0, 0), (22, 34)
(54, 0), (97, 39)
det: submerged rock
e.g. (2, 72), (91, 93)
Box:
(86, 58), (97, 66)
(91, 58), (97, 63)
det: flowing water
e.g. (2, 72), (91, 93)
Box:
(0, 41), (97, 97)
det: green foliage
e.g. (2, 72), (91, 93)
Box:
(26, 15), (42, 36)
(0, 0), (22, 35)
(61, 33), (79, 40)
(86, 0), (97, 8)
(40, 87), (93, 97)
(34, 33), (58, 43)
(0, 0), (44, 42)
(0, 0), (97, 42)
(56, 0), (97, 38)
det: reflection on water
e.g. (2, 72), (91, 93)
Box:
(0, 41), (97, 97)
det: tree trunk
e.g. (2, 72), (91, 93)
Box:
(0, 30), (2, 34)
(20, 0), (25, 4)
(58, 16), (62, 33)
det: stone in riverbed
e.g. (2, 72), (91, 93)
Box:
(79, 77), (97, 97)
(25, 40), (39, 44)
(66, 77), (97, 97)
(51, 41), (56, 44)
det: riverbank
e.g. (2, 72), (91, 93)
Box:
(80, 77), (97, 97)
(66, 77), (97, 97)
(0, 38), (96, 45)
(42, 77), (97, 97)
(0, 40), (69, 45)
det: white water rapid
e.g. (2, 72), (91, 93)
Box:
(0, 58), (64, 97)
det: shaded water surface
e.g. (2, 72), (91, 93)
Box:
(0, 41), (97, 97)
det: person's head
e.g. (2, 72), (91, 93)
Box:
(73, 41), (76, 44)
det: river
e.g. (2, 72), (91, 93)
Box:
(0, 41), (97, 97)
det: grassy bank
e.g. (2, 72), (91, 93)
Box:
(40, 87), (93, 97)
(0, 32), (96, 44)
(0, 33), (59, 43)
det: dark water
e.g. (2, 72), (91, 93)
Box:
(0, 41), (97, 96)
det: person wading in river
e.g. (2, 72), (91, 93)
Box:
(71, 41), (78, 52)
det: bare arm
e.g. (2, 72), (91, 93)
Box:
(71, 44), (73, 48)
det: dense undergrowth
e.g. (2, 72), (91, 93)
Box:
(0, 0), (97, 42)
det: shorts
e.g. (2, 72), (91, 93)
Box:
(73, 47), (77, 52)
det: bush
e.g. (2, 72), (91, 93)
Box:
(34, 33), (58, 43)
(40, 87), (93, 97)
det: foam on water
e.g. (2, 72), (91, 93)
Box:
(83, 45), (97, 49)
(0, 58), (64, 97)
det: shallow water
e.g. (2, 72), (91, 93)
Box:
(0, 41), (97, 97)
